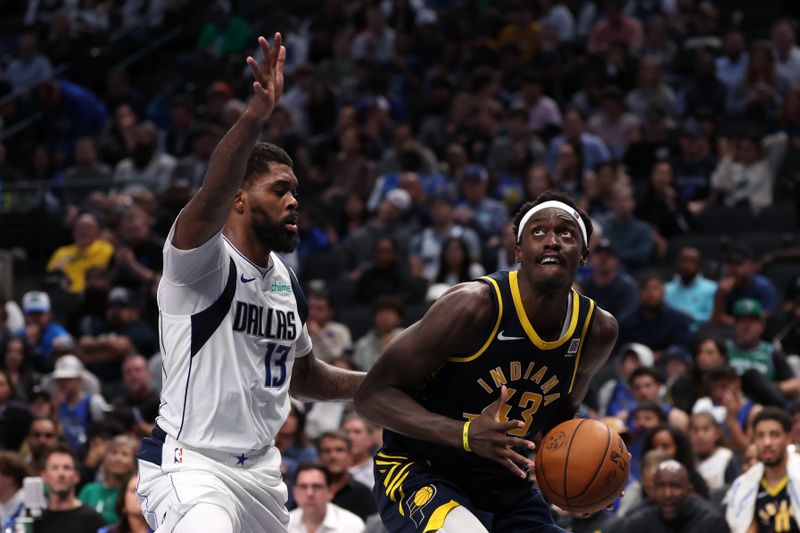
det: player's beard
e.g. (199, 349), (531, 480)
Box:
(250, 205), (300, 253)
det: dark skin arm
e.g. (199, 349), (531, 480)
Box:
(290, 349), (364, 402)
(172, 34), (285, 250)
(355, 282), (538, 478)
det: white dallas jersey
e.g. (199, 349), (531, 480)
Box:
(156, 224), (312, 453)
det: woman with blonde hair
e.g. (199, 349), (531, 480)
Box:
(78, 434), (138, 525)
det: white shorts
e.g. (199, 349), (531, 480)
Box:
(137, 427), (289, 533)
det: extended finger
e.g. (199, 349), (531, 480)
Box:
(501, 447), (534, 470)
(274, 45), (286, 100)
(506, 436), (535, 450)
(492, 385), (509, 420)
(258, 35), (271, 68)
(496, 419), (525, 433)
(498, 456), (527, 479)
(247, 55), (262, 81)
(270, 32), (282, 68)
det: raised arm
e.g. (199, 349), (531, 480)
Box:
(172, 34), (285, 250)
(355, 282), (535, 478)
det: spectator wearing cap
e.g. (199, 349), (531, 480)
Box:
(597, 342), (654, 420)
(582, 239), (639, 325)
(21, 291), (72, 372)
(79, 286), (157, 383)
(601, 183), (656, 269)
(726, 298), (800, 400)
(455, 164), (509, 242)
(111, 121), (177, 195)
(0, 451), (27, 524)
(670, 119), (716, 208)
(547, 108), (611, 176)
(46, 212), (114, 294)
(712, 244), (778, 325)
(766, 276), (800, 356)
(343, 189), (413, 276)
(409, 194), (481, 283)
(53, 355), (109, 451)
(306, 289), (352, 363)
(353, 297), (405, 371)
(664, 246), (718, 331)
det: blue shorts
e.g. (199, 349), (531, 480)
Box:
(373, 449), (567, 533)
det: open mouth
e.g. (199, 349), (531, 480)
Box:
(537, 255), (565, 266)
(283, 215), (299, 233)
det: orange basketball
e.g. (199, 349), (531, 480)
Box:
(534, 418), (630, 513)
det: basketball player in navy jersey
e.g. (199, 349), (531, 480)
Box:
(356, 191), (621, 532)
(135, 35), (363, 533)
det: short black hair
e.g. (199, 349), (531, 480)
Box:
(512, 190), (593, 250)
(295, 462), (333, 486)
(704, 365), (739, 384)
(752, 407), (792, 433)
(633, 401), (668, 422)
(242, 142), (294, 188)
(630, 366), (662, 385)
(43, 443), (78, 470)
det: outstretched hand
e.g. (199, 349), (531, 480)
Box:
(245, 33), (286, 122)
(468, 385), (535, 479)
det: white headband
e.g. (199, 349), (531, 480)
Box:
(516, 201), (588, 247)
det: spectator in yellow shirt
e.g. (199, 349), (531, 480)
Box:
(46, 213), (114, 293)
(495, 6), (542, 61)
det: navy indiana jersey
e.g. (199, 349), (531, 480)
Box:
(382, 270), (596, 489)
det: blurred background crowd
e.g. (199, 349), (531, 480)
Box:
(0, 0), (800, 531)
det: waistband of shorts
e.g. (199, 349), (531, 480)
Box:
(150, 425), (275, 466)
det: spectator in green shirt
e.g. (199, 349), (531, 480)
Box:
(196, 1), (252, 59)
(78, 435), (137, 524)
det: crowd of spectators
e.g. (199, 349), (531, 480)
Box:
(0, 0), (800, 531)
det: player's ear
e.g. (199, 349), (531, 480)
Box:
(232, 189), (246, 214)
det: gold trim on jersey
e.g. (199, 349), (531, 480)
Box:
(509, 271), (580, 350)
(568, 299), (595, 394)
(761, 475), (789, 497)
(448, 276), (503, 363)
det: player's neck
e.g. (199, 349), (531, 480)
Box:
(222, 225), (271, 268)
(764, 457), (789, 486)
(517, 274), (571, 338)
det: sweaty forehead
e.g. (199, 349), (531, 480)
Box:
(253, 164), (298, 188)
(527, 208), (580, 228)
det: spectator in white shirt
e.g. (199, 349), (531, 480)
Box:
(343, 415), (375, 490)
(306, 289), (352, 363)
(289, 463), (365, 533)
(5, 31), (53, 91)
(772, 20), (800, 86)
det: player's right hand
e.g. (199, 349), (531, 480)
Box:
(468, 385), (535, 479)
(245, 33), (286, 122)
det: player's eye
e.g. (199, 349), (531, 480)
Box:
(532, 228), (545, 236)
(561, 229), (573, 237)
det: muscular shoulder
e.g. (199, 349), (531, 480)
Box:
(584, 306), (619, 368)
(427, 281), (495, 329)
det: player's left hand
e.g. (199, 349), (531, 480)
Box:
(245, 33), (285, 122)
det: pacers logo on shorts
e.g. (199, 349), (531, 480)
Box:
(406, 485), (436, 528)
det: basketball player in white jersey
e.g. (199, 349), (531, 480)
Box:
(135, 34), (364, 533)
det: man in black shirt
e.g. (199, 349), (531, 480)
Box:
(316, 431), (377, 521)
(36, 444), (106, 533)
(621, 460), (728, 533)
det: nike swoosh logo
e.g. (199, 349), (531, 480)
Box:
(497, 330), (525, 341)
(240, 274), (256, 283)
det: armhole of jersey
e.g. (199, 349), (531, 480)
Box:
(189, 257), (237, 357)
(448, 276), (502, 363)
(275, 255), (308, 325)
(568, 298), (596, 394)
